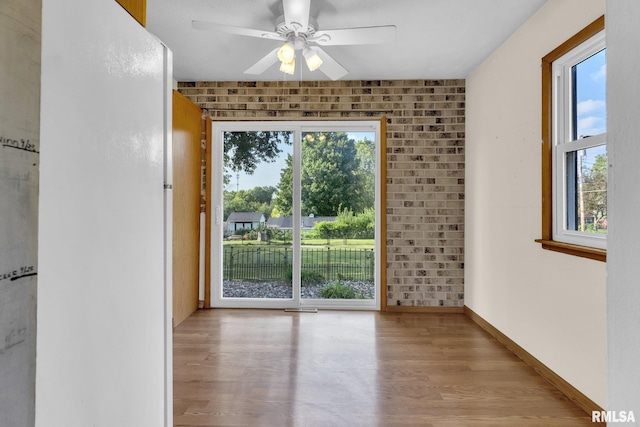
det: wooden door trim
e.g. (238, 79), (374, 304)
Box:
(115, 0), (146, 26)
(172, 90), (202, 325)
(380, 116), (388, 312)
(204, 117), (212, 308)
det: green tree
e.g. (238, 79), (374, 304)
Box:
(302, 132), (362, 216)
(582, 153), (607, 229)
(354, 137), (376, 212)
(223, 131), (292, 186)
(223, 186), (276, 220)
(353, 208), (375, 238)
(273, 132), (374, 216)
(272, 155), (294, 216)
(314, 221), (334, 244)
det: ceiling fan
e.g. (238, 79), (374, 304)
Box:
(192, 0), (396, 80)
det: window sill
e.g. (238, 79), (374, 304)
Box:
(535, 239), (606, 262)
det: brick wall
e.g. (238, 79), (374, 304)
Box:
(178, 79), (465, 308)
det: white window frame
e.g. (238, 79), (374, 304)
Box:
(552, 30), (606, 250)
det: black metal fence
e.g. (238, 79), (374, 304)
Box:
(223, 246), (374, 283)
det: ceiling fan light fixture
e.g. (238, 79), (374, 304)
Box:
(303, 48), (323, 71)
(279, 58), (295, 75)
(277, 42), (295, 63)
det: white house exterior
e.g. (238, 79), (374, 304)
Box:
(226, 212), (265, 234)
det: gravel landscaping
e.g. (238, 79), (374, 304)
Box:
(222, 280), (374, 299)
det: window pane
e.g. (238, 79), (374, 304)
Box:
(573, 49), (606, 140)
(565, 145), (607, 234)
(222, 131), (294, 299)
(300, 131), (376, 301)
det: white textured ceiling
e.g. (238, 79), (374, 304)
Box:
(146, 0), (547, 82)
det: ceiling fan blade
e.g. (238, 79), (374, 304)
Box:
(310, 25), (397, 46)
(244, 47), (281, 75)
(192, 20), (284, 41)
(314, 47), (348, 81)
(283, 0), (310, 32)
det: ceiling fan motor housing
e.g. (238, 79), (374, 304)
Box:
(276, 15), (318, 48)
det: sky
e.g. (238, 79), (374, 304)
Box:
(227, 131), (375, 192)
(576, 48), (606, 138)
(227, 139), (292, 192)
(575, 48), (606, 168)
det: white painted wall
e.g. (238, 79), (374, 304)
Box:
(606, 1), (640, 422)
(465, 0), (606, 407)
(38, 1), (169, 425)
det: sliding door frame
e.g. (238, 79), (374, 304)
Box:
(209, 120), (382, 311)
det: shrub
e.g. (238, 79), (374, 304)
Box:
(310, 208), (375, 241)
(320, 281), (355, 299)
(301, 270), (325, 286)
(275, 230), (293, 243)
(283, 268), (325, 287)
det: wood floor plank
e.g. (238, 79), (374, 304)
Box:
(173, 309), (601, 426)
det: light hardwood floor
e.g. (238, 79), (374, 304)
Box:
(174, 309), (601, 427)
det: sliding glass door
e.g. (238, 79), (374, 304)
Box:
(210, 122), (380, 310)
